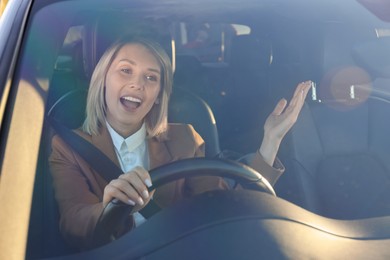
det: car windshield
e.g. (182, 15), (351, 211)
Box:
(2, 0), (389, 258)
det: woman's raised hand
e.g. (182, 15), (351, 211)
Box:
(259, 81), (312, 166)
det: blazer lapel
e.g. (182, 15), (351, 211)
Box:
(148, 137), (174, 169)
(90, 125), (121, 168)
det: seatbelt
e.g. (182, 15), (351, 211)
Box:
(48, 118), (161, 218)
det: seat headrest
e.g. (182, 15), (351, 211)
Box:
(175, 55), (202, 73)
(83, 14), (173, 79)
(174, 55), (203, 83)
(318, 65), (372, 106)
(230, 34), (272, 71)
(48, 89), (87, 129)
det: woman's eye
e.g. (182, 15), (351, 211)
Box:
(121, 68), (131, 74)
(146, 75), (158, 82)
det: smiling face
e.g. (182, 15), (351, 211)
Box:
(105, 43), (161, 137)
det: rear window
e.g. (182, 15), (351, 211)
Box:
(174, 22), (251, 64)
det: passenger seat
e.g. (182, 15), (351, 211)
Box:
(220, 34), (273, 154)
(278, 67), (390, 219)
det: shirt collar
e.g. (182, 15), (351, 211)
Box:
(106, 121), (146, 153)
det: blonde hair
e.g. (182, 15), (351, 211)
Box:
(82, 36), (173, 140)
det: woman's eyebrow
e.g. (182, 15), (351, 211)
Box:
(119, 58), (160, 74)
(119, 58), (137, 65)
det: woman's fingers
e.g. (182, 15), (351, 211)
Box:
(297, 81), (311, 104)
(271, 98), (287, 116)
(102, 166), (152, 208)
(132, 166), (152, 189)
(103, 180), (138, 207)
(286, 81), (311, 114)
(117, 176), (147, 205)
(289, 81), (310, 108)
(121, 166), (152, 201)
(264, 81), (312, 138)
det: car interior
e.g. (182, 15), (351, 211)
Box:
(20, 0), (390, 259)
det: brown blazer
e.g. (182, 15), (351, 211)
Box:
(49, 123), (284, 249)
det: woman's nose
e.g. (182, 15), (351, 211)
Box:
(130, 75), (145, 90)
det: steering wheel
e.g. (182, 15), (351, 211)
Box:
(91, 157), (276, 248)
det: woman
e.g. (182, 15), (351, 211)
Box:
(49, 36), (311, 249)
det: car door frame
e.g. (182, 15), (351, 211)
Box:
(0, 0), (40, 259)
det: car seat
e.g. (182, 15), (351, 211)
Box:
(219, 34), (273, 154)
(272, 22), (390, 219)
(278, 67), (390, 219)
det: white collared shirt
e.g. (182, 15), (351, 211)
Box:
(106, 121), (149, 227)
(106, 122), (149, 172)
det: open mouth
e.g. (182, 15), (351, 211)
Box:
(120, 96), (142, 110)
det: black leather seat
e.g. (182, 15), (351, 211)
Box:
(220, 34), (273, 153)
(279, 75), (390, 219)
(168, 88), (221, 157)
(274, 24), (390, 219)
